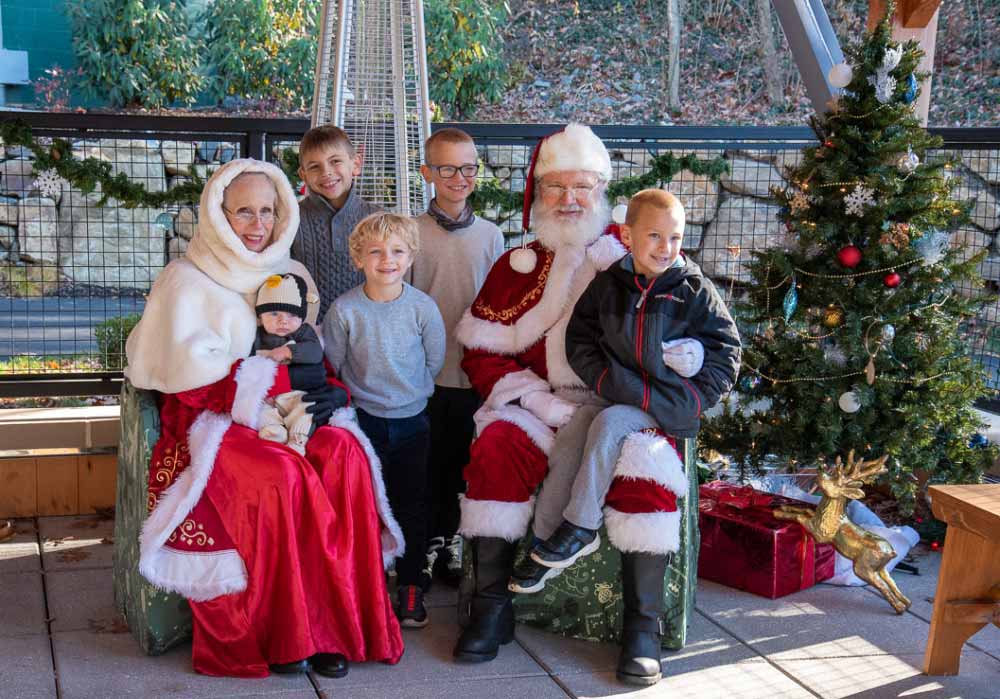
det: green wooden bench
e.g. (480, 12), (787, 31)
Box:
(112, 381), (192, 655)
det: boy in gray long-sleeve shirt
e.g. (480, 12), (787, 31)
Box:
(409, 128), (505, 590)
(323, 212), (445, 629)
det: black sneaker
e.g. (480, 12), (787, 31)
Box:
(396, 584), (429, 628)
(508, 555), (561, 594)
(530, 521), (600, 569)
(434, 534), (464, 586)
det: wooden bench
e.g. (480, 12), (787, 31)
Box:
(923, 484), (1000, 675)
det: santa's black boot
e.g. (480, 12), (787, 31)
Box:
(617, 552), (669, 686)
(453, 537), (516, 663)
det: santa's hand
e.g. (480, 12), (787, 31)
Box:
(520, 390), (578, 428)
(661, 338), (704, 378)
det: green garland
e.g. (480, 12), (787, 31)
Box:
(2, 118), (729, 213)
(0, 119), (205, 208)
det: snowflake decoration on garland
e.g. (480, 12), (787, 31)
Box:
(788, 190), (812, 215)
(844, 184), (876, 216)
(31, 168), (67, 200)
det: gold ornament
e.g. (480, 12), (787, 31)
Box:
(773, 450), (911, 614)
(822, 305), (844, 328)
(865, 357), (876, 385)
(879, 222), (911, 250)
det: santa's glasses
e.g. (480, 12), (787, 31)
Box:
(539, 181), (600, 200)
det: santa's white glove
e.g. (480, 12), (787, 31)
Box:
(661, 338), (705, 378)
(520, 390), (579, 428)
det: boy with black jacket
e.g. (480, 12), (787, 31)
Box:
(521, 188), (740, 686)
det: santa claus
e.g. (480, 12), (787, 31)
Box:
(452, 125), (692, 681)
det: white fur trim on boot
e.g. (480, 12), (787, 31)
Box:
(615, 431), (689, 498)
(231, 355), (279, 430)
(458, 495), (536, 542)
(604, 508), (681, 555)
(139, 411), (248, 601)
(327, 407), (405, 568)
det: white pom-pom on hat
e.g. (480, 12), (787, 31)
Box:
(509, 247), (538, 274)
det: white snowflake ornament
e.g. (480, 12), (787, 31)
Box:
(869, 72), (897, 103)
(844, 184), (876, 216)
(788, 190), (811, 215)
(32, 168), (67, 200)
(881, 45), (903, 72)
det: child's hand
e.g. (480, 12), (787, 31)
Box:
(662, 338), (704, 378)
(270, 345), (293, 363)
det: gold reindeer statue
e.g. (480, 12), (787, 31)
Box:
(773, 450), (912, 614)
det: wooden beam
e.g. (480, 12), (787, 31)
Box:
(869, 0), (942, 29)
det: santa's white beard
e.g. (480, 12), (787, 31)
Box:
(531, 198), (610, 251)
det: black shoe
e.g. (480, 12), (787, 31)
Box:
(396, 584), (429, 628)
(453, 537), (516, 663)
(310, 652), (349, 679)
(434, 534), (464, 587)
(616, 629), (663, 685)
(530, 521), (600, 569)
(453, 596), (514, 662)
(508, 554), (560, 594)
(269, 659), (309, 674)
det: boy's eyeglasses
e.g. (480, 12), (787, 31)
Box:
(427, 164), (479, 178)
(223, 206), (277, 224)
(539, 181), (601, 200)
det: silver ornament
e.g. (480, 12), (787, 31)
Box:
(897, 147), (919, 174)
(911, 228), (951, 266)
(838, 391), (861, 413)
(824, 345), (848, 367)
(881, 324), (895, 343)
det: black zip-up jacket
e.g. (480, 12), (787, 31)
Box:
(566, 255), (741, 438)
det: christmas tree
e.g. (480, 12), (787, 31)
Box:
(702, 3), (996, 513)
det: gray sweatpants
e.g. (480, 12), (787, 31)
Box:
(532, 403), (660, 541)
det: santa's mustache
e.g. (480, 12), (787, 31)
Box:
(531, 198), (610, 250)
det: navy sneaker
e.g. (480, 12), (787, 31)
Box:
(508, 555), (561, 594)
(530, 521), (600, 569)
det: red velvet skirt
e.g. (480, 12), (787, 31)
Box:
(188, 424), (404, 677)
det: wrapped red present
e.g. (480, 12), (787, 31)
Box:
(698, 481), (835, 599)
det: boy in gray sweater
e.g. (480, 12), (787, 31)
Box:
(409, 128), (505, 590)
(292, 124), (381, 320)
(323, 212), (445, 629)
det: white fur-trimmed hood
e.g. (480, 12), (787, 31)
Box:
(186, 158), (301, 295)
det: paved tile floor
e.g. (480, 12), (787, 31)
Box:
(2, 515), (999, 698)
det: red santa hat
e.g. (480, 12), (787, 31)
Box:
(520, 123), (613, 233)
(511, 124), (612, 273)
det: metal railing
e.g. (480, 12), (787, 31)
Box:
(1, 111), (998, 403)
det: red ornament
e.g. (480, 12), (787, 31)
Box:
(837, 245), (862, 268)
(931, 541), (940, 550)
(883, 271), (902, 288)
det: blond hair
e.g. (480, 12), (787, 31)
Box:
(425, 127), (476, 162)
(349, 212), (421, 267)
(625, 188), (685, 226)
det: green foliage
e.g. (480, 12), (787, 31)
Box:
(425, 0), (508, 117)
(95, 314), (142, 370)
(469, 151), (730, 225)
(0, 120), (205, 208)
(67, 0), (203, 108)
(203, 0), (318, 112)
(701, 3), (996, 513)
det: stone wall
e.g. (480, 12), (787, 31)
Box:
(0, 139), (231, 290)
(1, 138), (997, 306)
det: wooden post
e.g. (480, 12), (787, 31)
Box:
(868, 0), (942, 126)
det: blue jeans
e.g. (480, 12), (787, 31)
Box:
(356, 409), (430, 586)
